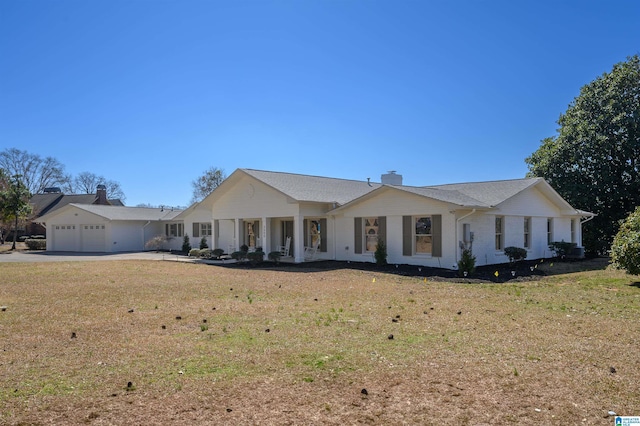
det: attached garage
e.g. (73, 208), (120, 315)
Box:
(52, 224), (79, 251)
(37, 203), (183, 253)
(81, 224), (106, 252)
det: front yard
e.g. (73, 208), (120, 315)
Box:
(0, 259), (638, 424)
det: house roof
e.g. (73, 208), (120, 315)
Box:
(30, 193), (124, 217)
(37, 204), (183, 223)
(424, 178), (543, 207)
(238, 169), (382, 205)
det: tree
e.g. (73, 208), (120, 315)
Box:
(611, 207), (640, 275)
(0, 148), (68, 195)
(526, 55), (640, 255)
(191, 167), (226, 204)
(64, 172), (126, 202)
(0, 174), (32, 249)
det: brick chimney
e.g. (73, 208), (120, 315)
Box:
(95, 184), (110, 205)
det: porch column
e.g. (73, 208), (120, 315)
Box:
(212, 219), (219, 250)
(234, 218), (243, 252)
(293, 215), (305, 263)
(262, 217), (271, 254)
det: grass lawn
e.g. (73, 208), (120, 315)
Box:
(0, 259), (638, 425)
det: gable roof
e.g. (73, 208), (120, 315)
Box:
(425, 178), (543, 207)
(37, 204), (182, 223)
(209, 169), (382, 206)
(30, 193), (124, 217)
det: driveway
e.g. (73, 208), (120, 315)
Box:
(0, 251), (188, 263)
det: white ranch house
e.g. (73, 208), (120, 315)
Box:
(37, 169), (594, 269)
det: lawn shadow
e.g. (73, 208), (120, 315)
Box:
(630, 281), (640, 288)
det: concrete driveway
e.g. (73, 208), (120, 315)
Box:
(0, 250), (187, 263)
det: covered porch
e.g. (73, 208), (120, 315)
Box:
(210, 216), (329, 263)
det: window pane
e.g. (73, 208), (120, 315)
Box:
(415, 217), (431, 235)
(416, 235), (432, 254)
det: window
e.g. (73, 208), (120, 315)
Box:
(200, 223), (212, 236)
(524, 217), (531, 249)
(364, 217), (379, 252)
(309, 220), (321, 249)
(193, 222), (212, 238)
(165, 223), (184, 237)
(415, 216), (432, 254)
(495, 216), (504, 250)
(547, 218), (553, 245)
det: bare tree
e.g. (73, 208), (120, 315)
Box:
(0, 148), (67, 195)
(191, 167), (226, 203)
(66, 172), (126, 202)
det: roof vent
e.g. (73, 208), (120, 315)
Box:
(381, 171), (402, 185)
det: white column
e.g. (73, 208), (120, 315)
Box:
(212, 219), (218, 250)
(235, 218), (243, 252)
(294, 215), (305, 263)
(262, 217), (271, 254)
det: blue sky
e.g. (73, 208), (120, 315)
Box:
(1, 0), (638, 207)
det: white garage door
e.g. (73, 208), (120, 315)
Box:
(81, 224), (106, 252)
(52, 225), (78, 251)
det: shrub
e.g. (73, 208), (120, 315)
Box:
(240, 244), (249, 253)
(268, 251), (281, 264)
(25, 239), (46, 250)
(247, 250), (265, 265)
(188, 248), (201, 258)
(457, 248), (476, 277)
(549, 241), (576, 257)
(231, 251), (247, 261)
(199, 237), (208, 250)
(212, 248), (225, 259)
(374, 239), (388, 266)
(200, 249), (214, 259)
(145, 235), (167, 251)
(182, 234), (192, 253)
(504, 246), (527, 263)
(611, 206), (640, 275)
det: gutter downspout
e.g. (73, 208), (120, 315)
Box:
(455, 209), (476, 264)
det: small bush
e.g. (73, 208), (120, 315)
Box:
(182, 234), (192, 253)
(240, 244), (249, 252)
(25, 239), (46, 250)
(231, 251), (247, 261)
(188, 248), (201, 258)
(247, 250), (265, 265)
(212, 248), (225, 259)
(549, 241), (576, 257)
(268, 251), (281, 263)
(200, 249), (214, 259)
(374, 239), (388, 266)
(145, 235), (167, 251)
(199, 237), (208, 250)
(504, 246), (527, 263)
(457, 248), (476, 276)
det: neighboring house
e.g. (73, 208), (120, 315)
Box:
(197, 169), (594, 268)
(35, 168), (595, 269)
(36, 204), (181, 252)
(27, 185), (123, 236)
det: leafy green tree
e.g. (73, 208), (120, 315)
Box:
(191, 167), (226, 204)
(611, 207), (640, 275)
(526, 55), (640, 255)
(0, 174), (32, 249)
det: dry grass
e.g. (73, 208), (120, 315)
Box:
(0, 259), (639, 425)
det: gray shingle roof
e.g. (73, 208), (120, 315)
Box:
(40, 204), (182, 222)
(425, 178), (542, 207)
(241, 169), (381, 205)
(390, 186), (490, 207)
